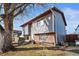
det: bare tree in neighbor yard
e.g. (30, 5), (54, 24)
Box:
(0, 3), (43, 52)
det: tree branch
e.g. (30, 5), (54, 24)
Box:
(14, 4), (30, 17)
(0, 4), (26, 18)
(10, 3), (25, 14)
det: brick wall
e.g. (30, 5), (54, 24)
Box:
(34, 35), (40, 43)
(46, 34), (56, 46)
(34, 33), (56, 46)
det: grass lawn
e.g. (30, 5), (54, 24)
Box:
(0, 44), (65, 56)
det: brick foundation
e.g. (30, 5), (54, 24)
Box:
(34, 35), (40, 43)
(34, 32), (56, 46)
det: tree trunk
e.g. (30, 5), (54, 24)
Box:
(0, 4), (14, 52)
(2, 15), (14, 52)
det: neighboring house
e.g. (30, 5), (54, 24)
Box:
(65, 25), (79, 46)
(0, 24), (5, 52)
(12, 30), (22, 43)
(21, 7), (67, 46)
(13, 30), (22, 36)
(66, 34), (79, 46)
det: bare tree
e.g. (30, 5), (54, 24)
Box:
(0, 3), (43, 52)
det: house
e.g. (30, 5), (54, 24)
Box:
(65, 25), (79, 46)
(66, 34), (79, 46)
(13, 30), (22, 37)
(75, 25), (79, 45)
(21, 7), (67, 46)
(12, 30), (22, 43)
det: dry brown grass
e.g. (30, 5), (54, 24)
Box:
(0, 44), (65, 56)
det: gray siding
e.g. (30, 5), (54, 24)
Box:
(22, 10), (66, 44)
(54, 11), (66, 44)
(31, 14), (54, 40)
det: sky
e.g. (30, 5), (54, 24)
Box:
(3, 3), (79, 34)
(57, 3), (79, 34)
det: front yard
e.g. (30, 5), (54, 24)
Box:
(0, 44), (65, 56)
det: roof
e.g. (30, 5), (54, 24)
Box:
(13, 30), (22, 35)
(66, 34), (78, 36)
(21, 7), (67, 27)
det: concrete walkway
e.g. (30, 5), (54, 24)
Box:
(64, 51), (79, 56)
(64, 47), (79, 56)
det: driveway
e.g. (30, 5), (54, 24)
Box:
(64, 46), (79, 56)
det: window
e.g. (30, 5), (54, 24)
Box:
(39, 34), (47, 43)
(37, 20), (44, 26)
(48, 16), (51, 20)
(40, 20), (44, 26)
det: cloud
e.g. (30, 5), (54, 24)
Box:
(62, 8), (79, 34)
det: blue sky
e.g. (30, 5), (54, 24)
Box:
(13, 3), (79, 34)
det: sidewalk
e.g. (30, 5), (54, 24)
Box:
(64, 51), (79, 56)
(64, 46), (79, 56)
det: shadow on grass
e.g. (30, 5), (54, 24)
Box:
(14, 47), (64, 51)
